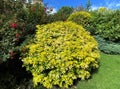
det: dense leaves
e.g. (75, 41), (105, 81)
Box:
(22, 21), (100, 88)
(67, 11), (92, 32)
(92, 9), (120, 42)
(0, 1), (47, 62)
(55, 6), (74, 21)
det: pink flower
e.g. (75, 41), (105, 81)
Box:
(16, 33), (20, 38)
(10, 22), (17, 29)
(15, 33), (20, 41)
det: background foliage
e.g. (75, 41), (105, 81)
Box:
(46, 6), (74, 23)
(67, 11), (92, 32)
(91, 9), (120, 42)
(0, 0), (46, 62)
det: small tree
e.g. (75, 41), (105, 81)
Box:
(47, 6), (74, 22)
(56, 6), (74, 21)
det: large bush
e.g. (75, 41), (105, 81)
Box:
(0, 1), (47, 88)
(67, 11), (92, 31)
(22, 21), (100, 88)
(0, 18), (28, 61)
(0, 1), (47, 62)
(92, 9), (120, 42)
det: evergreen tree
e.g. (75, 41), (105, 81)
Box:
(86, 0), (91, 11)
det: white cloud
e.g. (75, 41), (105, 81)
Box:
(91, 5), (99, 10)
(90, 0), (120, 10)
(47, 8), (57, 14)
(105, 0), (120, 9)
(50, 8), (57, 14)
(107, 2), (116, 8)
(116, 3), (120, 7)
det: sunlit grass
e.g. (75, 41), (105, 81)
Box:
(77, 53), (120, 89)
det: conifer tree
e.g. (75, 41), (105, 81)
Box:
(86, 0), (91, 11)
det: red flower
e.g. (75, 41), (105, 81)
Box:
(15, 33), (20, 41)
(16, 33), (20, 38)
(10, 22), (17, 29)
(44, 7), (46, 13)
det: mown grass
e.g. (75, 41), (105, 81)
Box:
(77, 53), (120, 89)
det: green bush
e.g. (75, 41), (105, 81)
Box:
(0, 0), (23, 29)
(22, 21), (100, 88)
(67, 11), (92, 31)
(92, 9), (120, 42)
(98, 7), (108, 12)
(94, 36), (120, 54)
(0, 0), (23, 18)
(17, 3), (47, 29)
(55, 6), (73, 21)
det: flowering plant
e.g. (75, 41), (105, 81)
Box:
(0, 1), (47, 62)
(0, 19), (24, 61)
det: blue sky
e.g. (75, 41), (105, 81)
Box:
(43, 0), (120, 11)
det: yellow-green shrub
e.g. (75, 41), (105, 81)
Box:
(98, 7), (108, 12)
(22, 21), (99, 88)
(67, 11), (92, 29)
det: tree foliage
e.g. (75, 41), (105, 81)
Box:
(92, 9), (120, 42)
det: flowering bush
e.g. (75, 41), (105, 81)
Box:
(22, 21), (100, 88)
(0, 1), (47, 62)
(16, 3), (47, 30)
(0, 18), (26, 61)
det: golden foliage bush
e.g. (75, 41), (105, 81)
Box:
(22, 21), (99, 88)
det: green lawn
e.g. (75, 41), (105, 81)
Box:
(77, 53), (120, 89)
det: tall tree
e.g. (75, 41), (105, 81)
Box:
(86, 0), (91, 11)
